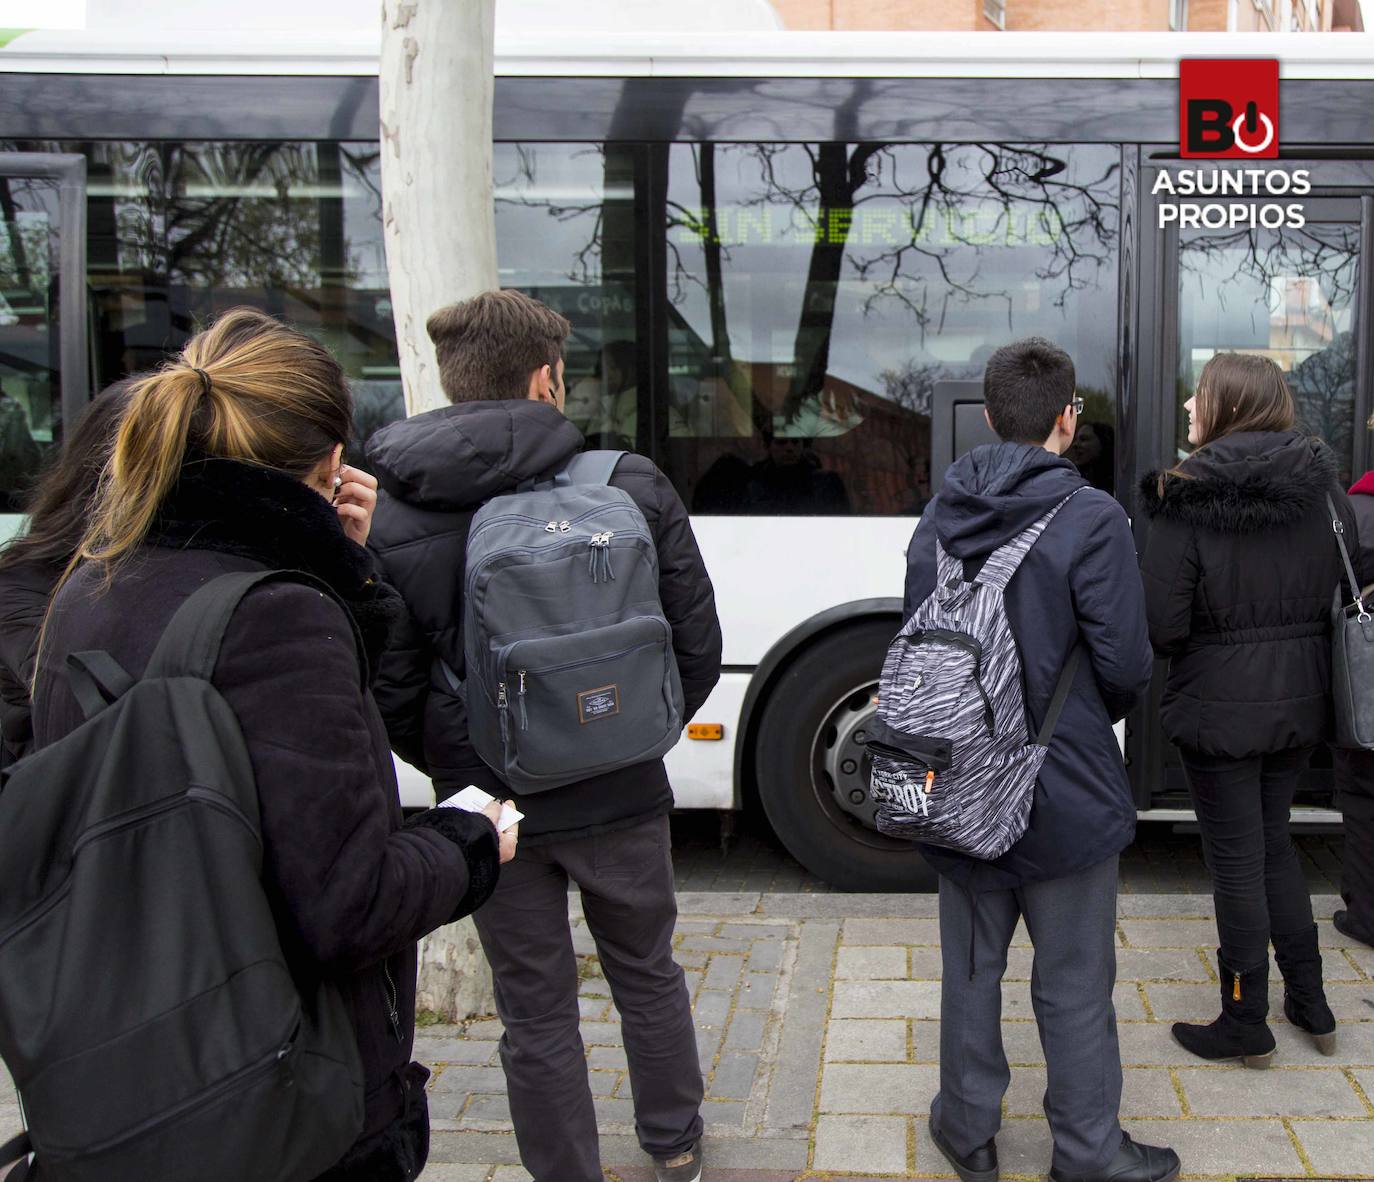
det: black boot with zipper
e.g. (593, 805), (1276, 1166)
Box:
(1273, 925), (1338, 1055)
(1171, 953), (1276, 1068)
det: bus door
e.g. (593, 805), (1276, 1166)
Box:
(1134, 156), (1374, 816)
(0, 152), (87, 522)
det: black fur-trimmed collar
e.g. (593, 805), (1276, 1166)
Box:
(1139, 432), (1337, 534)
(147, 457), (401, 677)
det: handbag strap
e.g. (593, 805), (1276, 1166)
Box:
(1326, 494), (1370, 620)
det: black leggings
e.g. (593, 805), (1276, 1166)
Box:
(1180, 746), (1316, 971)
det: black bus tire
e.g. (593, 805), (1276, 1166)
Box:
(754, 621), (938, 892)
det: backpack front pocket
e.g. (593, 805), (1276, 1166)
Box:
(497, 615), (680, 785)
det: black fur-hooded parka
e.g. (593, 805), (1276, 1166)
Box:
(1138, 429), (1366, 758)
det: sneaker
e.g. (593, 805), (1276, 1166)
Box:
(654, 1141), (703, 1182)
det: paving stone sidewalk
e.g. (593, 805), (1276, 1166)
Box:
(418, 891), (1374, 1182)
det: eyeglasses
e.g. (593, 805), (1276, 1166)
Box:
(1069, 395), (1085, 416)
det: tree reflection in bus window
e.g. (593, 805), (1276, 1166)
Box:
(662, 142), (1121, 515)
(51, 140), (401, 458)
(492, 143), (639, 451)
(1178, 223), (1359, 483)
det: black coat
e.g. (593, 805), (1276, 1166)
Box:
(0, 556), (57, 765)
(904, 444), (1154, 889)
(366, 399), (723, 843)
(1139, 431), (1361, 759)
(31, 459), (501, 1164)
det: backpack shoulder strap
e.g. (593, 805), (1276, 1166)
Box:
(144, 570), (367, 687)
(933, 537), (963, 587)
(556, 450), (625, 488)
(976, 487), (1086, 592)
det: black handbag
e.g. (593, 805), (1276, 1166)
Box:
(1328, 494), (1374, 751)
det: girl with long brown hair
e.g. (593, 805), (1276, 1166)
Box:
(29, 307), (513, 1181)
(1140, 352), (1363, 1068)
(0, 379), (133, 765)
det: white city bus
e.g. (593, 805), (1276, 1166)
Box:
(2, 14), (1371, 887)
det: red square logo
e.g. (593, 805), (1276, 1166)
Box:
(1179, 59), (1279, 159)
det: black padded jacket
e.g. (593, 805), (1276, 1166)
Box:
(1139, 431), (1366, 759)
(31, 459), (501, 1166)
(366, 399), (723, 844)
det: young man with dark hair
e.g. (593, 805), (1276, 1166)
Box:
(905, 338), (1179, 1182)
(365, 289), (722, 1182)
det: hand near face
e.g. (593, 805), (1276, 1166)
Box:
(333, 464), (378, 547)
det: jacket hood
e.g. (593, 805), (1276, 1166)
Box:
(365, 399), (584, 511)
(936, 443), (1087, 559)
(1139, 430), (1337, 533)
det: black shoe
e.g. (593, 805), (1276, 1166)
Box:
(1335, 909), (1374, 950)
(928, 1115), (998, 1182)
(1048, 1132), (1181, 1182)
(1273, 925), (1338, 1055)
(1171, 952), (1276, 1069)
(653, 1141), (702, 1182)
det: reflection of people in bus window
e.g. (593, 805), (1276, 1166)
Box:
(0, 382), (42, 511)
(564, 339), (637, 447)
(1065, 420), (1115, 493)
(741, 433), (851, 515)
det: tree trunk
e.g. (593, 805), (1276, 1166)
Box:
(380, 0), (498, 415)
(380, 0), (498, 1019)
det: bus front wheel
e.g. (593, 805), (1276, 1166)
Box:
(754, 621), (937, 892)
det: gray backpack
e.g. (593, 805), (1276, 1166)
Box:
(870, 491), (1082, 860)
(460, 451), (684, 793)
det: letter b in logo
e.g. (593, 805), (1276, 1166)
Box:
(1180, 59), (1279, 159)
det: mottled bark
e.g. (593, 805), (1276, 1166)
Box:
(380, 0), (498, 414)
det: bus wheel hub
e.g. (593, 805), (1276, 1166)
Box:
(820, 686), (880, 829)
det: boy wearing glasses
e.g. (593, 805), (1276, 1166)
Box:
(904, 339), (1178, 1182)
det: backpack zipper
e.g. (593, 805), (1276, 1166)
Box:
(516, 636), (662, 678)
(185, 787), (262, 851)
(69, 794), (187, 855)
(470, 503), (640, 545)
(0, 881), (73, 949)
(503, 638), (663, 737)
(382, 962), (404, 1043)
(57, 1022), (301, 1157)
(466, 529), (653, 616)
(904, 630), (996, 736)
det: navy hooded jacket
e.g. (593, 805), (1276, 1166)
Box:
(903, 443), (1153, 889)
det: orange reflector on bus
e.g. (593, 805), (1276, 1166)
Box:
(687, 723), (724, 741)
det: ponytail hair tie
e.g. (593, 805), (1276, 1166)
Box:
(190, 366), (213, 397)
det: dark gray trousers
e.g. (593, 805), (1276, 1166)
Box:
(931, 855), (1123, 1176)
(471, 815), (703, 1182)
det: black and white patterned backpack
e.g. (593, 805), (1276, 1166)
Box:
(871, 490), (1083, 860)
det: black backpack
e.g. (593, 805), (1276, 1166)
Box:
(0, 571), (364, 1182)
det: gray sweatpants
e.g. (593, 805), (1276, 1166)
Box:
(931, 855), (1124, 1176)
(471, 815), (703, 1182)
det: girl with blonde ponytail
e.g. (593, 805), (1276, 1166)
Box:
(30, 307), (511, 1182)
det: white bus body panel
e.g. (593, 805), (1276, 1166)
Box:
(689, 516), (913, 666)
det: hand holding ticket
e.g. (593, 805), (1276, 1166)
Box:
(443, 785), (524, 833)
